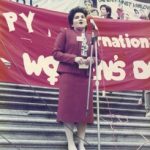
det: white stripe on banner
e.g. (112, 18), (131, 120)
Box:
(33, 0), (84, 12)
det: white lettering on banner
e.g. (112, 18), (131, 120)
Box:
(22, 53), (150, 84)
(98, 0), (118, 2)
(48, 29), (51, 37)
(133, 61), (150, 79)
(133, 3), (150, 9)
(22, 53), (59, 85)
(93, 55), (126, 81)
(124, 1), (132, 7)
(98, 34), (150, 48)
(19, 11), (35, 33)
(3, 11), (35, 33)
(3, 12), (17, 32)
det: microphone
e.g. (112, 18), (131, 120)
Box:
(90, 19), (98, 31)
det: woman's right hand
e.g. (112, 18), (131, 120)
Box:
(74, 57), (86, 65)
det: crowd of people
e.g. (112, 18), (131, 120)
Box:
(14, 0), (150, 20)
(84, 0), (150, 20)
(84, 0), (113, 19)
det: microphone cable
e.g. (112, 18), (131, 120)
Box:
(98, 30), (120, 150)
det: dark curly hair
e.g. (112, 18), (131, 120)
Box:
(68, 7), (88, 28)
(100, 4), (112, 19)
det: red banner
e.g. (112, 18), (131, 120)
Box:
(0, 1), (150, 91)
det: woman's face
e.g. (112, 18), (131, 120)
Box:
(72, 12), (87, 30)
(84, 2), (92, 12)
(100, 7), (108, 17)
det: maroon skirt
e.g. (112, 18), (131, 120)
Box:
(57, 73), (94, 124)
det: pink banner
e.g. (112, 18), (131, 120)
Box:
(0, 0), (150, 91)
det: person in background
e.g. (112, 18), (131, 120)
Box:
(52, 6), (96, 150)
(123, 12), (130, 20)
(139, 9), (148, 20)
(144, 91), (150, 117)
(16, 0), (25, 4)
(116, 1), (124, 19)
(90, 8), (99, 17)
(133, 8), (140, 20)
(16, 0), (32, 6)
(84, 0), (93, 15)
(99, 4), (113, 19)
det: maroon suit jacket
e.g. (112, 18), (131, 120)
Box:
(52, 28), (92, 75)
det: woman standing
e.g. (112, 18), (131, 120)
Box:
(53, 7), (95, 150)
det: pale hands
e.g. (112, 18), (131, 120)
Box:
(74, 57), (86, 65)
(74, 57), (94, 69)
(75, 57), (94, 65)
(84, 57), (94, 65)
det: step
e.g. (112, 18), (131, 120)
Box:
(0, 127), (150, 142)
(101, 141), (150, 150)
(0, 93), (57, 102)
(27, 110), (56, 118)
(0, 88), (58, 98)
(0, 97), (145, 112)
(0, 91), (142, 104)
(0, 82), (58, 92)
(95, 95), (141, 104)
(94, 101), (144, 110)
(0, 99), (145, 118)
(27, 110), (150, 123)
(0, 88), (142, 100)
(100, 121), (150, 131)
(0, 100), (52, 111)
(100, 114), (150, 124)
(101, 91), (143, 99)
(99, 107), (145, 116)
(0, 82), (142, 94)
(0, 116), (150, 132)
(0, 82), (143, 101)
(27, 106), (146, 118)
(0, 140), (150, 150)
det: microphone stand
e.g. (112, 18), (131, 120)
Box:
(86, 26), (101, 150)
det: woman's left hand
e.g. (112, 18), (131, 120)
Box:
(85, 57), (94, 65)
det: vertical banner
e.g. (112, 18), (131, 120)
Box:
(11, 0), (84, 12)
